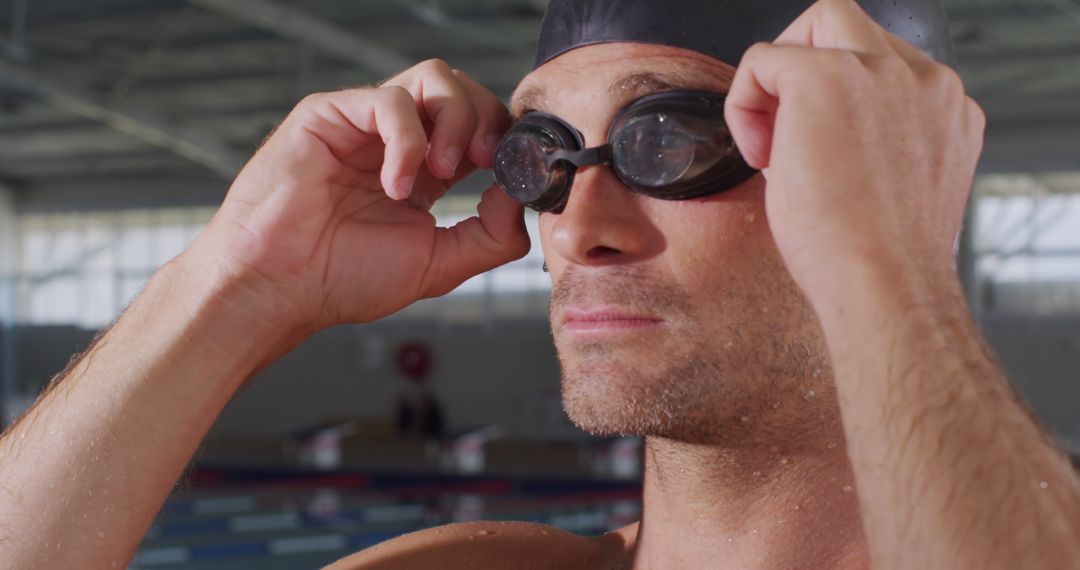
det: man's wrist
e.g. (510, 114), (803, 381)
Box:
(165, 243), (313, 376)
(807, 255), (969, 354)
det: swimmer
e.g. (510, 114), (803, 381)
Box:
(1, 0), (1078, 568)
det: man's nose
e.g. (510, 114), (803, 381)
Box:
(547, 165), (661, 266)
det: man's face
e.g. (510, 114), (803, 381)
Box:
(512, 43), (835, 445)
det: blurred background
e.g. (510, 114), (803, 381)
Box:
(0, 0), (1077, 568)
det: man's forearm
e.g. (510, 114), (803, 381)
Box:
(0, 248), (284, 569)
(819, 263), (1080, 570)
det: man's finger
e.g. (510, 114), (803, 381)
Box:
(402, 166), (448, 211)
(423, 185), (530, 297)
(369, 87), (431, 200)
(727, 44), (852, 169)
(775, 0), (891, 56)
(295, 88), (428, 201)
(453, 69), (512, 170)
(384, 59), (479, 181)
(400, 68), (511, 211)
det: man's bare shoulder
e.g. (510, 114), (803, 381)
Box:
(324, 520), (637, 570)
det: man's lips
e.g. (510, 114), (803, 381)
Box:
(560, 306), (664, 333)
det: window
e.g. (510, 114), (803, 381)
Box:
(16, 208), (215, 328)
(12, 199), (551, 328)
(974, 173), (1080, 316)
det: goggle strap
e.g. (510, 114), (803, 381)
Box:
(545, 145), (613, 170)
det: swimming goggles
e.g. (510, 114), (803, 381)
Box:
(494, 90), (758, 213)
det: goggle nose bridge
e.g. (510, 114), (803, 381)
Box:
(544, 144), (614, 171)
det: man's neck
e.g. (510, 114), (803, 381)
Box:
(631, 437), (869, 570)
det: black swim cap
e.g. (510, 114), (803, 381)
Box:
(535, 0), (955, 69)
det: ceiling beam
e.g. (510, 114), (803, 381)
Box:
(19, 177), (229, 213)
(976, 172), (1080, 197)
(18, 169), (497, 214)
(979, 121), (1080, 174)
(958, 44), (1080, 65)
(1042, 0), (1080, 26)
(945, 1), (1061, 22)
(1, 153), (195, 181)
(408, 4), (536, 53)
(189, 0), (415, 77)
(965, 59), (1080, 98)
(0, 57), (246, 178)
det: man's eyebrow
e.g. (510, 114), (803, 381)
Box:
(609, 72), (679, 98)
(611, 70), (727, 99)
(511, 70), (726, 119)
(510, 85), (546, 119)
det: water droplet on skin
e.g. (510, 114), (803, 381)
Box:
(541, 530), (550, 536)
(813, 368), (823, 378)
(468, 536), (476, 540)
(771, 402), (781, 410)
(752, 471), (762, 477)
(740, 415), (751, 423)
(805, 390), (817, 399)
(476, 530), (495, 537)
(1040, 481), (1049, 490)
(744, 212), (756, 223)
(826, 442), (838, 450)
(779, 457), (790, 465)
(724, 341), (734, 349)
(792, 504), (801, 511)
(842, 485), (853, 493)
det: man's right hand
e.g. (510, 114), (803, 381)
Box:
(186, 59), (529, 343)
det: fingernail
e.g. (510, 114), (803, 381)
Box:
(440, 147), (462, 176)
(397, 175), (416, 199)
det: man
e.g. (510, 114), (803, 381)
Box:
(1, 0), (1077, 568)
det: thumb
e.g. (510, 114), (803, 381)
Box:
(423, 185), (531, 297)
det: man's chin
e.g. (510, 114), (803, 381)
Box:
(557, 348), (723, 442)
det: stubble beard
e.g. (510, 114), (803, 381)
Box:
(552, 265), (832, 448)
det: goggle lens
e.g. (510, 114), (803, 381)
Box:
(613, 113), (696, 188)
(494, 124), (570, 211)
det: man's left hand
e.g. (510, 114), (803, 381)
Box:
(725, 0), (986, 310)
